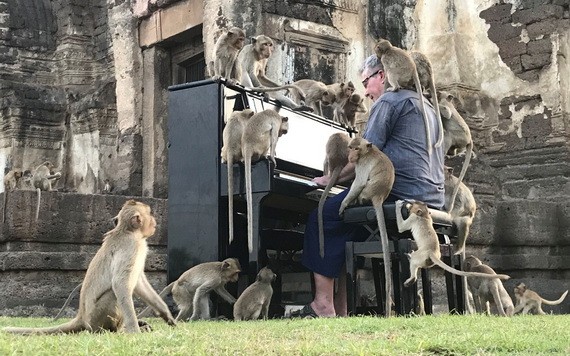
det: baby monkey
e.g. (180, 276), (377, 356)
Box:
(513, 283), (568, 315)
(233, 267), (276, 321)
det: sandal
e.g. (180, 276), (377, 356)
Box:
(289, 304), (319, 319)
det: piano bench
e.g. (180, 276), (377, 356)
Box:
(261, 229), (313, 316)
(343, 204), (465, 316)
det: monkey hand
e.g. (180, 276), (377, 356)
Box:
(262, 93), (271, 102)
(163, 314), (177, 327)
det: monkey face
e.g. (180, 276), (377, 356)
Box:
(344, 82), (355, 96)
(255, 36), (274, 59)
(409, 202), (429, 218)
(278, 117), (289, 136)
(514, 283), (526, 296)
(374, 39), (392, 56)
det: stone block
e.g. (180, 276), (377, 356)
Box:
(504, 55), (523, 73)
(521, 53), (551, 70)
(512, 5), (564, 25)
(487, 22), (521, 43)
(526, 19), (564, 38)
(497, 39), (527, 59)
(480, 3), (513, 23)
(527, 38), (553, 55)
(517, 69), (541, 81)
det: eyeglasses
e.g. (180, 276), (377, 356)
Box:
(362, 69), (382, 89)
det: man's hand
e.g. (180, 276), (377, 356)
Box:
(312, 175), (330, 187)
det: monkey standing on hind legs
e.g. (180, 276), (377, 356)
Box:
(327, 81), (355, 124)
(375, 39), (442, 155)
(341, 93), (368, 131)
(33, 161), (62, 221)
(438, 91), (474, 213)
(463, 255), (514, 316)
(317, 132), (350, 258)
(221, 109), (255, 245)
(395, 200), (510, 287)
(3, 200), (177, 334)
(241, 109), (289, 253)
(237, 35), (312, 112)
(233, 267), (276, 321)
(338, 137), (395, 316)
(513, 283), (568, 315)
(138, 258), (241, 321)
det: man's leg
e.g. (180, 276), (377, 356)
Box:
(311, 273), (337, 317)
(334, 265), (348, 317)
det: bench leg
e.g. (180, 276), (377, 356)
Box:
(345, 242), (357, 315)
(397, 239), (415, 315)
(371, 258), (385, 315)
(421, 268), (433, 314)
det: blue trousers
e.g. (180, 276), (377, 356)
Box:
(302, 190), (399, 278)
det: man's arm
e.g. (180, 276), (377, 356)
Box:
(312, 162), (355, 187)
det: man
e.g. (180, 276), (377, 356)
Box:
(296, 54), (445, 318)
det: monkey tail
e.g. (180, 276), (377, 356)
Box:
(137, 282), (174, 318)
(372, 198), (394, 316)
(227, 156), (235, 246)
(413, 67), (432, 155)
(35, 187), (41, 221)
(540, 290), (568, 305)
(244, 154), (254, 253)
(430, 81), (444, 148)
(3, 317), (87, 335)
(249, 84), (306, 99)
(429, 252), (510, 280)
(53, 282), (82, 320)
(317, 167), (342, 258)
(447, 142), (472, 213)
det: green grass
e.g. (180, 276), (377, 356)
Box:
(1, 314), (569, 355)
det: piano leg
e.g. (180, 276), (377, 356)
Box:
(248, 192), (267, 283)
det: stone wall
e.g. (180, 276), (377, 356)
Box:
(0, 0), (568, 316)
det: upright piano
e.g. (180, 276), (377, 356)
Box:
(167, 79), (348, 284)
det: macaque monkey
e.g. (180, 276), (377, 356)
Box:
(290, 79), (336, 116)
(338, 137), (395, 316)
(2, 169), (23, 222)
(237, 35), (311, 111)
(233, 267), (276, 321)
(438, 91), (474, 213)
(411, 51), (443, 147)
(444, 167), (476, 256)
(341, 93), (368, 131)
(513, 283), (568, 315)
(102, 179), (112, 194)
(4, 200), (176, 334)
(375, 39), (438, 155)
(33, 161), (62, 221)
(416, 290), (426, 316)
(213, 27), (246, 83)
(395, 200), (510, 287)
(220, 109), (255, 245)
(328, 81), (355, 124)
(138, 258), (241, 321)
(463, 255), (514, 316)
(318, 133), (350, 258)
(242, 109), (289, 253)
(53, 282), (82, 320)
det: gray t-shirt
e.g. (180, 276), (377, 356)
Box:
(363, 89), (445, 209)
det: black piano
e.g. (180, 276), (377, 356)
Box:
(167, 79), (348, 287)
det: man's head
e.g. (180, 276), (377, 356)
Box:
(359, 55), (385, 102)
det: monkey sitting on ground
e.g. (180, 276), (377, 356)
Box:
(438, 91), (474, 213)
(138, 258), (241, 321)
(375, 39), (437, 155)
(242, 109), (289, 253)
(338, 137), (395, 316)
(395, 200), (510, 287)
(513, 283), (568, 315)
(290, 79), (336, 116)
(212, 27), (246, 84)
(463, 255), (514, 316)
(341, 93), (367, 131)
(444, 166), (476, 256)
(233, 267), (276, 321)
(221, 109), (255, 245)
(4, 200), (176, 334)
(237, 35), (311, 112)
(33, 161), (62, 221)
(317, 132), (350, 258)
